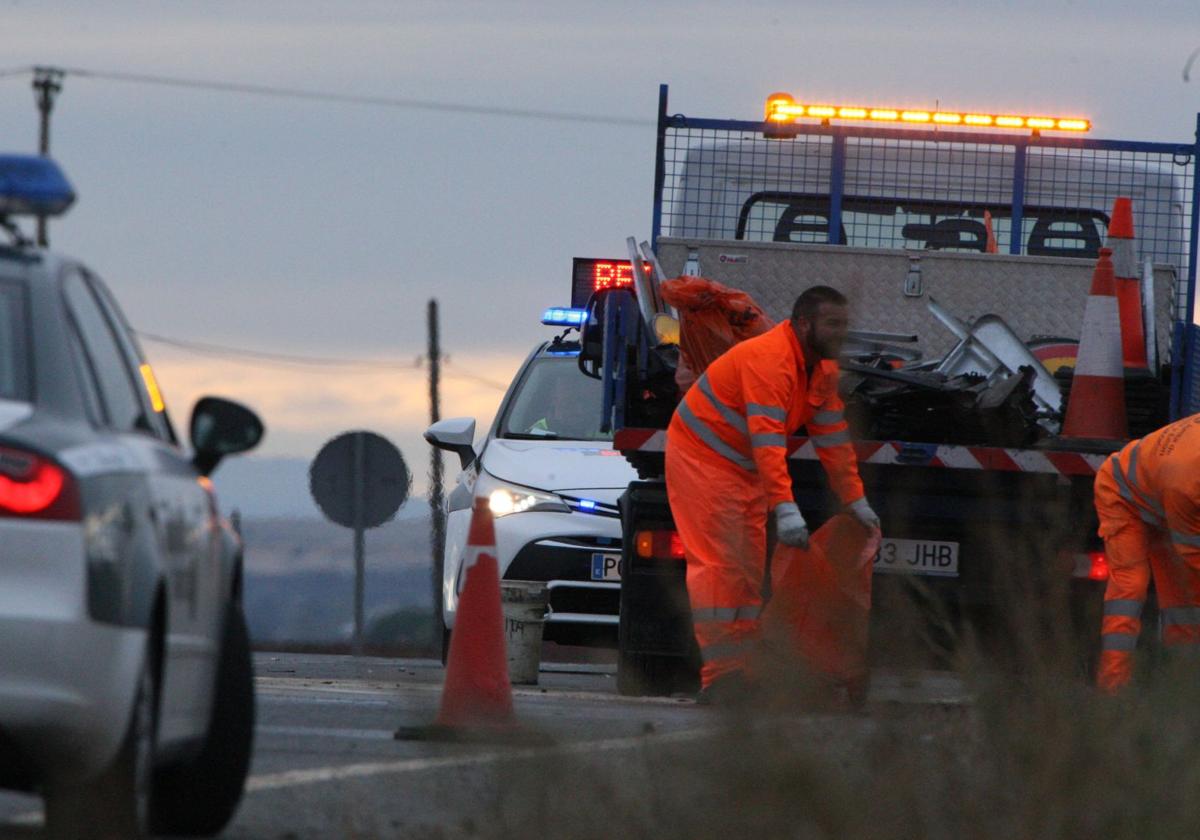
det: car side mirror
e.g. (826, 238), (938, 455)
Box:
(425, 417), (476, 469)
(190, 396), (264, 477)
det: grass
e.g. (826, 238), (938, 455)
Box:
(454, 658), (1200, 840)
(304, 512), (1200, 840)
(442, 530), (1200, 840)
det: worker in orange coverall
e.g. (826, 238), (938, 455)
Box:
(664, 285), (881, 701)
(1095, 413), (1200, 692)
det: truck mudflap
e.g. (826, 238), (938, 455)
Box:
(616, 482), (700, 696)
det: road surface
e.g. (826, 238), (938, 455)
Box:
(0, 653), (969, 838)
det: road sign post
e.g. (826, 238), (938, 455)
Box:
(310, 431), (409, 655)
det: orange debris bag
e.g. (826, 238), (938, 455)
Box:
(763, 515), (880, 693)
(660, 276), (774, 392)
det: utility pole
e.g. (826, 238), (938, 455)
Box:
(32, 67), (64, 247)
(427, 299), (447, 655)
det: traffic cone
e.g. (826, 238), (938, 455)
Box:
(983, 210), (998, 254)
(395, 496), (520, 741)
(1108, 197), (1149, 369)
(435, 496), (514, 729)
(1061, 247), (1128, 440)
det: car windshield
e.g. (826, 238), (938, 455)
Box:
(0, 279), (29, 401)
(500, 355), (608, 442)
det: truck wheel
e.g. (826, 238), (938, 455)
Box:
(617, 650), (695, 697)
(150, 604), (254, 837)
(44, 656), (158, 840)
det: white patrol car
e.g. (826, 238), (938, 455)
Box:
(0, 156), (262, 839)
(427, 306), (637, 657)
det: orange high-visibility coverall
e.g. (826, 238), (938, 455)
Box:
(1095, 413), (1200, 692)
(665, 321), (866, 689)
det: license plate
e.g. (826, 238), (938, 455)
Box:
(873, 538), (959, 577)
(590, 552), (622, 581)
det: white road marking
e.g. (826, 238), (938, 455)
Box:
(259, 692), (395, 708)
(258, 725), (398, 741)
(255, 675), (697, 707)
(2, 729), (714, 827)
(256, 676), (439, 695)
(246, 727), (712, 793)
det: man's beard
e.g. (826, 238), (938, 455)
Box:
(812, 336), (841, 359)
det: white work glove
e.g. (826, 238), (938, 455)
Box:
(774, 502), (810, 549)
(848, 497), (881, 532)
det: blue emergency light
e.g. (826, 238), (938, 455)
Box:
(0, 155), (75, 218)
(542, 307), (588, 327)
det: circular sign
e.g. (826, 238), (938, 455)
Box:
(309, 431), (409, 529)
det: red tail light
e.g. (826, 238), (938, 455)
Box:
(635, 529), (687, 560)
(0, 446), (80, 520)
(1066, 549), (1109, 582)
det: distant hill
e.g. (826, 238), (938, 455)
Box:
(238, 513), (438, 574)
(239, 513), (440, 647)
(212, 455), (433, 520)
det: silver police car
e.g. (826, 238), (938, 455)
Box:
(0, 155), (263, 839)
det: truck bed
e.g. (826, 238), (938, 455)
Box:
(615, 427), (1108, 675)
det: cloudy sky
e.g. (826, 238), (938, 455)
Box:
(3, 0), (1198, 515)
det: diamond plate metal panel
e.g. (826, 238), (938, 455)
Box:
(658, 237), (1177, 363)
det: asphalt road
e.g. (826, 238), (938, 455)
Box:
(0, 654), (970, 839)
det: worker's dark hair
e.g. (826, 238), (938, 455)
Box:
(791, 285), (847, 322)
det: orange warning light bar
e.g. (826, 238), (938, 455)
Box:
(764, 93), (1090, 133)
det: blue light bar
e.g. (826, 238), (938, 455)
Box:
(0, 155), (75, 218)
(542, 307), (587, 327)
(578, 499), (598, 511)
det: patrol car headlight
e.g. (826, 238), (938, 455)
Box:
(488, 486), (570, 517)
(476, 473), (570, 517)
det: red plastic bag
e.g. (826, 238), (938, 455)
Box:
(763, 515), (880, 686)
(660, 276), (774, 392)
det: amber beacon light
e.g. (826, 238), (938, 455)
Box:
(764, 92), (1090, 133)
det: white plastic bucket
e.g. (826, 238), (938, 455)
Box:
(500, 582), (547, 685)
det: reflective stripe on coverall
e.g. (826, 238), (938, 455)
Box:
(665, 321), (866, 688)
(1094, 413), (1200, 692)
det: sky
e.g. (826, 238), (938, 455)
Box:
(3, 0), (1199, 516)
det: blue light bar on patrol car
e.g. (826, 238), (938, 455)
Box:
(542, 307), (588, 327)
(0, 155), (75, 217)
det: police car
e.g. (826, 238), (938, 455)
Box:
(427, 290), (640, 657)
(0, 156), (263, 838)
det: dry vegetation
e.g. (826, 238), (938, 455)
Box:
(336, 520), (1198, 840)
(452, 557), (1196, 839)
(431, 645), (1200, 840)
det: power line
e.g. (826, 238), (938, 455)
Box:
(137, 330), (404, 369)
(39, 66), (653, 128)
(136, 329), (510, 390)
(440, 362), (510, 391)
(0, 66), (34, 79)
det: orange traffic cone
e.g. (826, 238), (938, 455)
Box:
(1061, 247), (1128, 440)
(395, 497), (521, 741)
(1108, 197), (1148, 369)
(983, 210), (998, 254)
(435, 496), (514, 729)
